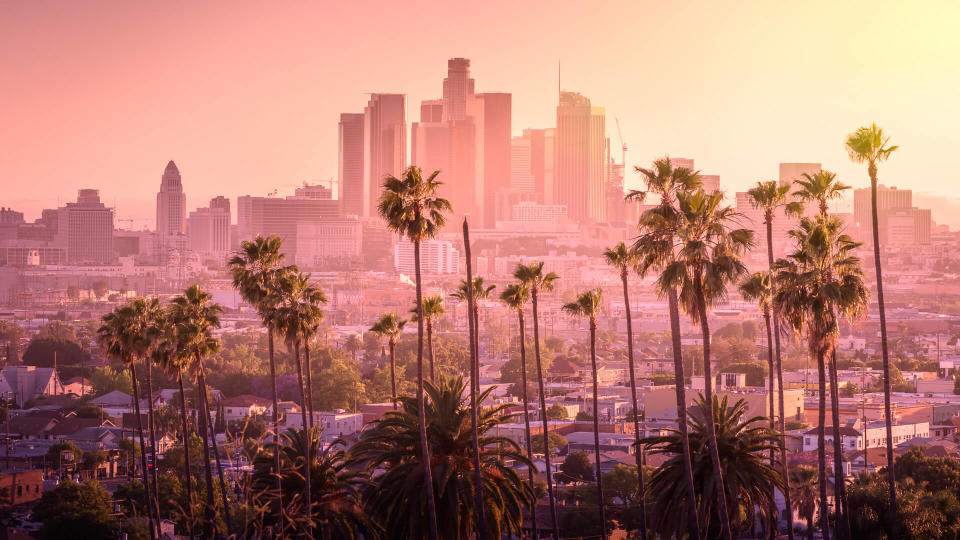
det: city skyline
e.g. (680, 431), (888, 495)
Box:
(3, 2), (960, 228)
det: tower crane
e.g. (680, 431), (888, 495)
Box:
(615, 117), (627, 169)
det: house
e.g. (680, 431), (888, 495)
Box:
(89, 390), (135, 418)
(0, 366), (65, 407)
(7, 411), (66, 440)
(0, 470), (43, 505)
(48, 417), (113, 440)
(802, 421), (931, 453)
(566, 431), (637, 455)
(221, 394), (271, 421)
(61, 377), (93, 397)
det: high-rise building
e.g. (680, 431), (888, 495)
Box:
(362, 94), (406, 218)
(188, 197), (231, 258)
(467, 92), (511, 227)
(156, 161), (186, 237)
(295, 217), (363, 268)
(442, 58), (475, 122)
(555, 91), (608, 223)
(853, 185), (929, 245)
(59, 189), (114, 264)
(338, 113), (365, 217)
(854, 184), (912, 230)
(420, 99), (444, 123)
(669, 157), (695, 171)
(779, 163), (822, 188)
(394, 238), (460, 274)
(237, 186), (340, 261)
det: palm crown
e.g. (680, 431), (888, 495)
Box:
(271, 271), (328, 349)
(626, 157), (702, 204)
(793, 170), (850, 216)
(739, 271), (772, 313)
(411, 295), (445, 322)
(512, 262), (559, 293)
(562, 288), (603, 322)
(369, 313), (406, 342)
(746, 180), (802, 222)
(603, 241), (640, 275)
(499, 283), (529, 310)
(845, 123), (898, 175)
(229, 235), (287, 313)
(451, 276), (496, 304)
(377, 166), (452, 243)
(169, 285), (223, 372)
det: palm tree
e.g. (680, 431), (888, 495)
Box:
(562, 288), (608, 540)
(250, 428), (379, 539)
(269, 270), (326, 531)
(793, 169), (852, 537)
(846, 123), (899, 540)
(746, 179), (801, 540)
(134, 297), (165, 533)
(411, 295), (445, 382)
(638, 188), (753, 540)
(378, 165), (451, 540)
(229, 235), (289, 527)
(351, 375), (533, 539)
(643, 395), (784, 539)
(514, 261), (561, 538)
(149, 308), (195, 539)
(369, 313), (407, 409)
(774, 216), (869, 540)
(344, 333), (362, 364)
(789, 465), (820, 540)
(629, 157), (703, 540)
(170, 284), (229, 536)
(97, 303), (159, 540)
(603, 241), (647, 538)
(451, 276), (496, 392)
(499, 282), (538, 536)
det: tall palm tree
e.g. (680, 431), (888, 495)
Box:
(789, 465), (820, 540)
(378, 165), (451, 540)
(562, 288), (608, 540)
(170, 284), (229, 536)
(411, 295), (445, 382)
(351, 375), (533, 539)
(369, 313), (407, 409)
(344, 333), (362, 364)
(148, 308), (195, 540)
(845, 123), (899, 540)
(774, 216), (869, 540)
(793, 169), (852, 537)
(602, 241), (647, 538)
(451, 276), (496, 392)
(499, 282), (538, 536)
(638, 188), (753, 540)
(229, 235), (289, 527)
(132, 297), (165, 534)
(97, 303), (159, 540)
(629, 157), (703, 540)
(269, 271), (326, 531)
(643, 395), (784, 538)
(514, 261), (561, 538)
(746, 179), (801, 540)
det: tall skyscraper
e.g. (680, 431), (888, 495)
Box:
(555, 91), (608, 223)
(338, 113), (365, 217)
(156, 160), (186, 237)
(59, 189), (114, 264)
(442, 58), (475, 122)
(237, 186), (340, 261)
(362, 94), (406, 218)
(467, 92), (511, 227)
(188, 197), (231, 258)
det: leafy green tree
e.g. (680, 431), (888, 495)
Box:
(89, 365), (133, 395)
(32, 480), (117, 540)
(530, 431), (567, 457)
(351, 375), (533, 540)
(559, 452), (594, 483)
(22, 334), (90, 368)
(546, 402), (568, 420)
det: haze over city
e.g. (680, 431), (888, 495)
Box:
(4, 2), (960, 540)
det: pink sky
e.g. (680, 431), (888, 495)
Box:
(2, 1), (959, 228)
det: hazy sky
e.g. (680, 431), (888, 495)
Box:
(3, 1), (959, 228)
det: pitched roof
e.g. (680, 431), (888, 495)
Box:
(90, 390), (134, 406)
(49, 417), (108, 437)
(221, 394), (271, 407)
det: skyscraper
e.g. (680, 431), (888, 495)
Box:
(442, 58), (475, 122)
(338, 113), (365, 217)
(467, 92), (511, 227)
(188, 196), (231, 258)
(156, 160), (186, 237)
(59, 189), (114, 264)
(362, 94), (406, 218)
(555, 91), (608, 223)
(237, 186), (340, 261)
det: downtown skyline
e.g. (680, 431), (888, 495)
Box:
(3, 1), (960, 228)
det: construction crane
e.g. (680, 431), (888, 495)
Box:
(615, 117), (627, 169)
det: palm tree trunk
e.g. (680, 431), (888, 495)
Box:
(130, 361), (159, 540)
(766, 216), (795, 540)
(870, 170), (899, 540)
(304, 340), (315, 429)
(621, 270), (647, 538)
(389, 339), (398, 410)
(459, 226), (485, 539)
(829, 349), (850, 540)
(267, 329), (283, 534)
(667, 287), (701, 540)
(427, 319), (436, 382)
(694, 280), (732, 540)
(414, 238), (441, 540)
(198, 370), (232, 535)
(764, 308), (778, 540)
(193, 362), (217, 537)
(143, 360), (162, 534)
(589, 319), (608, 540)
(293, 343), (312, 534)
(531, 288), (559, 539)
(177, 371), (195, 540)
(816, 348), (831, 540)
(517, 308), (539, 537)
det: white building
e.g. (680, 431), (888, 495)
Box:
(510, 201), (568, 224)
(0, 366), (65, 407)
(394, 238), (460, 275)
(295, 218), (363, 268)
(802, 421), (930, 453)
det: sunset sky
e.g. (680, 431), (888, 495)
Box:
(3, 1), (959, 227)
